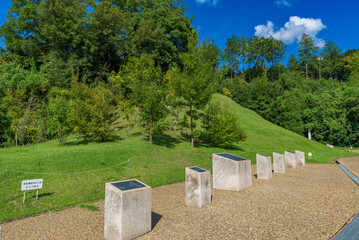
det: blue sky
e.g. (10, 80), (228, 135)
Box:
(185, 0), (359, 57)
(0, 0), (358, 58)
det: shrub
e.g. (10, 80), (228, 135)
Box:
(223, 87), (233, 98)
(202, 102), (246, 147)
(69, 82), (116, 142)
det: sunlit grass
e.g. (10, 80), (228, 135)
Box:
(0, 94), (357, 222)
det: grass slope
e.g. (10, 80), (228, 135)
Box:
(0, 94), (357, 222)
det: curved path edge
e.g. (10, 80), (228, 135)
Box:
(332, 158), (359, 240)
(336, 161), (359, 186)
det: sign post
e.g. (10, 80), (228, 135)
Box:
(21, 179), (43, 203)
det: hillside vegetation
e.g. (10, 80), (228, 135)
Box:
(0, 94), (356, 222)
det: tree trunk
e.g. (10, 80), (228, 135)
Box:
(272, 60), (274, 82)
(242, 59), (245, 74)
(175, 113), (179, 132)
(263, 60), (267, 78)
(149, 116), (153, 145)
(15, 127), (18, 147)
(278, 65), (281, 80)
(190, 100), (194, 148)
(306, 61), (308, 79)
(319, 60), (321, 80)
(248, 63), (251, 80)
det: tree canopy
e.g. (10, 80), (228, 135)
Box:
(0, 0), (358, 148)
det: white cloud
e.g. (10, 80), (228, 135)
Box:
(195, 0), (218, 6)
(254, 16), (327, 48)
(274, 0), (296, 7)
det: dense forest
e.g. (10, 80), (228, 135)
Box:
(0, 0), (358, 148)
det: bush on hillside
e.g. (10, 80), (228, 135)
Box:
(202, 102), (246, 147)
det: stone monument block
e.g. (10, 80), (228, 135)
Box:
(104, 179), (151, 240)
(273, 152), (285, 173)
(285, 151), (297, 169)
(213, 153), (252, 191)
(256, 154), (272, 179)
(295, 150), (305, 166)
(185, 166), (211, 208)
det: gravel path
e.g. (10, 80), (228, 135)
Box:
(339, 157), (359, 177)
(1, 164), (359, 240)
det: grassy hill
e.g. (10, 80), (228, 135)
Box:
(0, 94), (357, 222)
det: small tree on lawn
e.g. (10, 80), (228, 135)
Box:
(125, 55), (167, 144)
(169, 32), (217, 147)
(47, 87), (73, 145)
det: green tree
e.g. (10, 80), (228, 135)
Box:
(347, 52), (359, 86)
(271, 38), (286, 80)
(287, 54), (299, 72)
(169, 33), (217, 147)
(47, 88), (73, 145)
(321, 41), (343, 80)
(125, 55), (167, 145)
(0, 107), (11, 146)
(125, 0), (194, 72)
(224, 35), (240, 79)
(70, 81), (115, 142)
(200, 37), (221, 71)
(1, 88), (27, 146)
(298, 34), (318, 79)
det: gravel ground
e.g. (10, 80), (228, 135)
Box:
(1, 163), (358, 240)
(339, 157), (359, 177)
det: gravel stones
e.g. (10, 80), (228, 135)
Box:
(1, 163), (359, 240)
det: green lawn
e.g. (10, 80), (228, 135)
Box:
(0, 94), (357, 222)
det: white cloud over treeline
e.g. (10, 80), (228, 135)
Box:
(254, 16), (327, 48)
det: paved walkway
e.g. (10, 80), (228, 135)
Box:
(333, 213), (359, 240)
(334, 159), (359, 240)
(337, 163), (359, 186)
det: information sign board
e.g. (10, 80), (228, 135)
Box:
(21, 179), (43, 191)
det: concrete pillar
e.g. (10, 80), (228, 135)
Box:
(185, 166), (211, 208)
(295, 150), (305, 166)
(284, 151), (297, 169)
(256, 154), (272, 179)
(273, 152), (285, 173)
(213, 153), (252, 191)
(104, 179), (151, 240)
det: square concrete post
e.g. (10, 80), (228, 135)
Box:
(104, 179), (151, 240)
(295, 150), (305, 166)
(273, 152), (285, 173)
(256, 154), (272, 179)
(185, 166), (211, 208)
(284, 151), (297, 169)
(213, 153), (252, 191)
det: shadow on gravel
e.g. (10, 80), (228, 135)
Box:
(151, 211), (162, 230)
